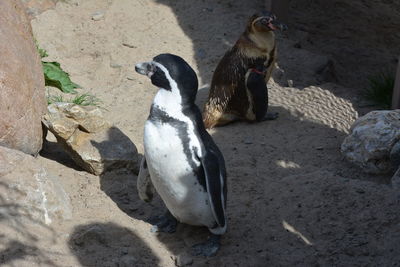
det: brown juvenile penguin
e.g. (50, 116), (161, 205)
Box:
(203, 11), (286, 129)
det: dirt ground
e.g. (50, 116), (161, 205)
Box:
(8, 0), (400, 266)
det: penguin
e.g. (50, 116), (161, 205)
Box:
(203, 11), (287, 129)
(135, 53), (227, 257)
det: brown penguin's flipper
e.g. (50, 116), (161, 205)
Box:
(203, 108), (238, 129)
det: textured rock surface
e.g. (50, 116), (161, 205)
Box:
(0, 0), (47, 155)
(0, 145), (72, 225)
(341, 110), (400, 174)
(43, 103), (138, 175)
(21, 0), (56, 19)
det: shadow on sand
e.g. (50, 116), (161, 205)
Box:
(0, 182), (59, 266)
(68, 222), (160, 266)
(76, 1), (400, 265)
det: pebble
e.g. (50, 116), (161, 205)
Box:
(122, 43), (137, 48)
(110, 63), (122, 68)
(175, 252), (193, 266)
(243, 138), (253, 145)
(287, 79), (294, 87)
(91, 11), (105, 21)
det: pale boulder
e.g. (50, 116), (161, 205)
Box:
(0, 146), (72, 225)
(341, 110), (400, 174)
(43, 103), (139, 175)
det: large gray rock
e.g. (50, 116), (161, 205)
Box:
(0, 0), (47, 155)
(0, 146), (72, 225)
(341, 110), (400, 174)
(43, 103), (139, 175)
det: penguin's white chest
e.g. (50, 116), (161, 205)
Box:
(143, 120), (214, 226)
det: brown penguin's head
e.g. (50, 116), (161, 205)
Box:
(247, 11), (287, 33)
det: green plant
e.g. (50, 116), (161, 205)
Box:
(36, 44), (80, 94)
(47, 93), (102, 107)
(42, 61), (80, 94)
(364, 71), (395, 108)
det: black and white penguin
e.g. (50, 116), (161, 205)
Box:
(135, 53), (227, 257)
(203, 11), (287, 129)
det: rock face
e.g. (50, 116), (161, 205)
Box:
(341, 110), (400, 174)
(43, 103), (139, 175)
(21, 0), (56, 20)
(0, 146), (72, 225)
(0, 0), (47, 155)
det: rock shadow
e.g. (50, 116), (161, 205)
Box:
(90, 126), (155, 222)
(0, 181), (59, 266)
(68, 222), (160, 266)
(40, 137), (84, 172)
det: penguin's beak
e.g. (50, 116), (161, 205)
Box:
(260, 16), (288, 31)
(135, 62), (154, 77)
(271, 20), (288, 31)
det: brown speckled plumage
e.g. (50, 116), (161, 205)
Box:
(203, 12), (279, 129)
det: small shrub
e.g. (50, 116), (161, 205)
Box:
(364, 71), (395, 108)
(47, 93), (102, 107)
(365, 71), (395, 108)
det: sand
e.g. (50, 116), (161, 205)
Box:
(6, 0), (400, 266)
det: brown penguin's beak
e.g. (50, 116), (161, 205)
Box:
(260, 16), (287, 31)
(271, 20), (288, 31)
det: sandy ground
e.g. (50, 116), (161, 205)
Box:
(6, 0), (400, 266)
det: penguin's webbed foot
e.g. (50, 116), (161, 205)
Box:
(148, 211), (177, 233)
(190, 234), (221, 257)
(260, 111), (279, 121)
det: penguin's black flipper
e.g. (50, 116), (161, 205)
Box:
(246, 67), (268, 121)
(199, 148), (227, 229)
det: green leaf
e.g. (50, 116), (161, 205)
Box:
(42, 61), (80, 94)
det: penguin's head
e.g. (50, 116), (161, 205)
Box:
(248, 11), (287, 33)
(135, 53), (199, 103)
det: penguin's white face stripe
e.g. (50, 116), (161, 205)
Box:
(151, 61), (183, 117)
(151, 61), (204, 160)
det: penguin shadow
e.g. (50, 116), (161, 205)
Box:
(68, 222), (159, 267)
